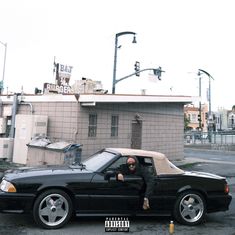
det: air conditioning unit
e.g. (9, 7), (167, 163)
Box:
(13, 115), (48, 164)
(0, 138), (14, 160)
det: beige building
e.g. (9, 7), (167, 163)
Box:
(184, 104), (208, 131)
(0, 93), (192, 164)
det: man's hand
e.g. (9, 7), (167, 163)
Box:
(143, 197), (150, 210)
(117, 173), (124, 181)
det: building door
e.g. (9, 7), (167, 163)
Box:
(131, 121), (142, 149)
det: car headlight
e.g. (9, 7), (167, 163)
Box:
(0, 179), (17, 193)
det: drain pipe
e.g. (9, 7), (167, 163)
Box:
(20, 102), (34, 114)
(9, 93), (19, 138)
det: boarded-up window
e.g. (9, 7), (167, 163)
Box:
(111, 115), (119, 137)
(88, 114), (97, 137)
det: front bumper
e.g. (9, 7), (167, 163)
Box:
(0, 191), (35, 213)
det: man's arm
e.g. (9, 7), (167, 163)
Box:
(142, 166), (155, 198)
(116, 164), (128, 181)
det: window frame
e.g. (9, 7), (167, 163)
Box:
(88, 113), (97, 137)
(111, 114), (119, 137)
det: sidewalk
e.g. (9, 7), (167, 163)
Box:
(185, 144), (235, 152)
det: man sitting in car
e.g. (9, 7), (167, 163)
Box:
(116, 156), (155, 210)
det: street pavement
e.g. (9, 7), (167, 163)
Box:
(175, 147), (235, 168)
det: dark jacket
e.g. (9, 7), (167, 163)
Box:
(117, 158), (155, 198)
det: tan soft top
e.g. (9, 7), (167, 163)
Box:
(106, 148), (184, 175)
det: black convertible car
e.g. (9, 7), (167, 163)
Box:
(0, 148), (232, 229)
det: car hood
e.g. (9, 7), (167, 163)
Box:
(2, 165), (93, 181)
(184, 170), (225, 180)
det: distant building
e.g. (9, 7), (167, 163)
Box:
(185, 104), (235, 132)
(216, 107), (227, 130)
(216, 107), (235, 131)
(184, 104), (208, 131)
(227, 107), (235, 129)
(71, 78), (108, 94)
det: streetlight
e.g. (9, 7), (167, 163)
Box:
(112, 31), (137, 94)
(0, 40), (7, 94)
(198, 69), (214, 142)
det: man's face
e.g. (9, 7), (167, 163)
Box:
(127, 158), (136, 172)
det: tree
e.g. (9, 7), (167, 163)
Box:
(184, 113), (191, 131)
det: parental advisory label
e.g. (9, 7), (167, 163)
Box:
(105, 217), (130, 232)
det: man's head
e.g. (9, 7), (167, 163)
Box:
(127, 156), (137, 172)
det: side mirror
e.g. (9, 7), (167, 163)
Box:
(104, 170), (115, 181)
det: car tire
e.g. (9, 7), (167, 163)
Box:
(173, 191), (206, 226)
(33, 189), (73, 229)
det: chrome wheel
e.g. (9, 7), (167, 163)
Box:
(33, 190), (72, 229)
(179, 193), (204, 223)
(39, 193), (69, 226)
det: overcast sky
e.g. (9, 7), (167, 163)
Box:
(0, 0), (234, 110)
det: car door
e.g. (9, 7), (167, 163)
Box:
(89, 156), (144, 213)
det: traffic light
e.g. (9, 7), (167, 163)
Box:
(35, 87), (42, 94)
(134, 61), (140, 76)
(198, 114), (201, 122)
(153, 66), (163, 80)
(205, 112), (208, 120)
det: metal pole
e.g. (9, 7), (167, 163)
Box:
(112, 31), (136, 94)
(116, 67), (163, 84)
(209, 76), (211, 118)
(9, 94), (18, 138)
(112, 35), (118, 94)
(0, 41), (7, 94)
(208, 76), (212, 141)
(199, 75), (202, 130)
(198, 69), (214, 143)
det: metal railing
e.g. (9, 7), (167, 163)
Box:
(184, 131), (235, 145)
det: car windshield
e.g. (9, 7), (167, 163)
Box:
(82, 150), (117, 171)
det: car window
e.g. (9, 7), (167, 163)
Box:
(105, 156), (127, 171)
(82, 150), (116, 171)
(137, 156), (152, 166)
(140, 157), (152, 165)
(105, 156), (155, 175)
(137, 157), (156, 175)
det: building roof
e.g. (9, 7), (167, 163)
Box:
(78, 94), (193, 106)
(0, 93), (193, 105)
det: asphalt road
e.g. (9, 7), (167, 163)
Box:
(184, 148), (235, 177)
(0, 149), (234, 235)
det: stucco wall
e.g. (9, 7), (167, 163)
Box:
(17, 101), (184, 160)
(17, 102), (79, 142)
